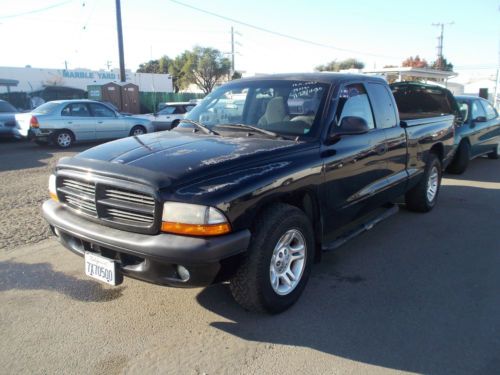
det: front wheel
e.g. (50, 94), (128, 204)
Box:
(487, 142), (500, 159)
(230, 204), (314, 314)
(405, 153), (442, 212)
(130, 125), (146, 136)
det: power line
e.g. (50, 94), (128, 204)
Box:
(169, 0), (397, 59)
(0, 0), (74, 19)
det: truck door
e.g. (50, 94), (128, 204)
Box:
(321, 82), (390, 237)
(366, 82), (408, 198)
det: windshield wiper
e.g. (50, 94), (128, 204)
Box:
(215, 123), (283, 139)
(179, 119), (219, 135)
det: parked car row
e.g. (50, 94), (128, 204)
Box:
(447, 95), (500, 173)
(41, 74), (498, 314)
(0, 99), (21, 139)
(15, 100), (154, 148)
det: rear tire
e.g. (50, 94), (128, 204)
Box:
(487, 142), (499, 159)
(52, 130), (74, 148)
(447, 140), (470, 174)
(230, 204), (314, 314)
(171, 120), (180, 129)
(130, 125), (146, 136)
(405, 153), (442, 213)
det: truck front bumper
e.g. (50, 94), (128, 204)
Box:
(42, 200), (251, 287)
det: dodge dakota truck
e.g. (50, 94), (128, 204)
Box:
(43, 74), (457, 313)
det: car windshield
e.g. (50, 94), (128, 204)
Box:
(0, 101), (17, 113)
(183, 80), (329, 138)
(32, 102), (60, 115)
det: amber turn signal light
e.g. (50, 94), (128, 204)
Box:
(161, 221), (231, 236)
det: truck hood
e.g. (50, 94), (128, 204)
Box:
(73, 130), (304, 189)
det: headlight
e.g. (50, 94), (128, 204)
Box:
(48, 174), (58, 201)
(161, 202), (230, 236)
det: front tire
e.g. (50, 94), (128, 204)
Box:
(405, 153), (442, 212)
(447, 140), (470, 174)
(130, 125), (146, 136)
(487, 142), (500, 159)
(230, 204), (314, 314)
(53, 130), (74, 148)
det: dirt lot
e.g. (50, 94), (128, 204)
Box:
(0, 139), (499, 374)
(0, 140), (90, 250)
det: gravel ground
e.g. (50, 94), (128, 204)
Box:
(0, 139), (499, 374)
(0, 156), (498, 374)
(0, 140), (94, 250)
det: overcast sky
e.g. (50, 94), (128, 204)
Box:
(1, 0), (498, 74)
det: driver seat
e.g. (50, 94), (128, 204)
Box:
(258, 97), (290, 127)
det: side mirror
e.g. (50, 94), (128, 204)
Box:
(473, 116), (487, 123)
(337, 116), (370, 135)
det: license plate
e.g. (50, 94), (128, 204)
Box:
(84, 251), (121, 286)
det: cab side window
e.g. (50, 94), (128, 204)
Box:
(471, 100), (486, 120)
(335, 84), (375, 129)
(89, 103), (115, 117)
(61, 103), (90, 117)
(480, 100), (497, 121)
(366, 83), (397, 128)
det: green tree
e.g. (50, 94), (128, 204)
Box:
(169, 52), (190, 93)
(137, 59), (161, 73)
(184, 47), (231, 94)
(315, 58), (365, 72)
(432, 57), (453, 71)
(231, 71), (242, 80)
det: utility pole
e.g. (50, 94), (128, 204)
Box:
(432, 22), (454, 70)
(115, 0), (126, 82)
(231, 26), (235, 77)
(495, 5), (500, 109)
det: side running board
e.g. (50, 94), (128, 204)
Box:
(322, 204), (399, 252)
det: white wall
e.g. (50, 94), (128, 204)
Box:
(0, 66), (173, 93)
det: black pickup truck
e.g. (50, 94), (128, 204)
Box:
(43, 74), (457, 313)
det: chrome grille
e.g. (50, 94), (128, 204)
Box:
(104, 188), (155, 206)
(57, 175), (157, 232)
(105, 208), (153, 223)
(58, 177), (97, 216)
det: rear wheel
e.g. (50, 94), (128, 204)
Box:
(130, 125), (146, 136)
(229, 204), (314, 314)
(53, 130), (74, 148)
(487, 141), (499, 159)
(171, 120), (180, 129)
(447, 140), (470, 174)
(405, 153), (442, 213)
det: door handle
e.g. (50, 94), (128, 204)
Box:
(375, 144), (388, 155)
(98, 121), (103, 124)
(66, 121), (73, 124)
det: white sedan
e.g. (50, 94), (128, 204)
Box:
(134, 102), (196, 131)
(15, 99), (154, 148)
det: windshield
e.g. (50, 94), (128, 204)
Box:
(31, 102), (60, 115)
(0, 101), (17, 113)
(183, 80), (329, 138)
